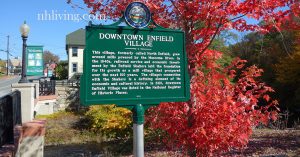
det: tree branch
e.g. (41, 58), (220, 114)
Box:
(199, 0), (233, 55)
(170, 0), (182, 16)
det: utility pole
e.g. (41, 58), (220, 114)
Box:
(6, 35), (9, 75)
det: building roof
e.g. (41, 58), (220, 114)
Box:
(66, 28), (85, 46)
(9, 58), (22, 67)
(44, 63), (57, 73)
(48, 63), (57, 70)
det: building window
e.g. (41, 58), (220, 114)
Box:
(72, 63), (77, 73)
(72, 47), (78, 57)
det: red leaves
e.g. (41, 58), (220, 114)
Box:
(75, 0), (300, 155)
(145, 2), (160, 10)
(147, 56), (279, 155)
(270, 111), (278, 121)
(261, 114), (270, 125)
(263, 94), (270, 102)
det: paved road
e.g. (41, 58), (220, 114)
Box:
(0, 76), (21, 97)
(0, 76), (44, 97)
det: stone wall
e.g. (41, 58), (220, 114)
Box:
(56, 85), (80, 111)
(15, 120), (46, 157)
(0, 120), (46, 157)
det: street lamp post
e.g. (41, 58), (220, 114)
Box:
(19, 21), (30, 83)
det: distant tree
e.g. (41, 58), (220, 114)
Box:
(230, 29), (296, 83)
(230, 22), (300, 123)
(43, 50), (59, 64)
(55, 61), (68, 80)
(275, 30), (300, 84)
(275, 53), (300, 84)
(274, 30), (300, 111)
(210, 31), (237, 68)
(0, 60), (6, 74)
(210, 31), (238, 53)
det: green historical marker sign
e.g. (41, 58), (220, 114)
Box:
(26, 45), (44, 76)
(80, 25), (190, 106)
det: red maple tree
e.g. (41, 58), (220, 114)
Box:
(71, 0), (300, 156)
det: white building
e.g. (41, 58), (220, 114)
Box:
(8, 57), (22, 75)
(66, 28), (85, 80)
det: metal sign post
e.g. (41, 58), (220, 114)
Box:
(132, 104), (145, 157)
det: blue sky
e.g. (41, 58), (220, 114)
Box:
(0, 0), (108, 61)
(0, 1), (262, 61)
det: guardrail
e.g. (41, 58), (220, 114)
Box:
(55, 80), (80, 88)
(0, 91), (21, 147)
(39, 80), (56, 96)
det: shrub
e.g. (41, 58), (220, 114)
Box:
(55, 61), (68, 80)
(85, 105), (132, 139)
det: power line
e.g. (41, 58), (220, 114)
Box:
(0, 34), (21, 58)
(0, 36), (10, 75)
(0, 49), (18, 58)
(6, 35), (9, 75)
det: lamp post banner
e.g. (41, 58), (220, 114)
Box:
(80, 25), (190, 106)
(26, 45), (44, 76)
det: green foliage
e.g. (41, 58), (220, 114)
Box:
(217, 52), (234, 68)
(230, 31), (294, 69)
(274, 31), (300, 110)
(274, 30), (300, 84)
(55, 61), (68, 80)
(230, 29), (300, 114)
(275, 51), (300, 84)
(230, 30), (297, 84)
(210, 31), (238, 53)
(85, 105), (132, 138)
(207, 31), (236, 68)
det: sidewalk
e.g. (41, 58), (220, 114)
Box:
(39, 95), (57, 101)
